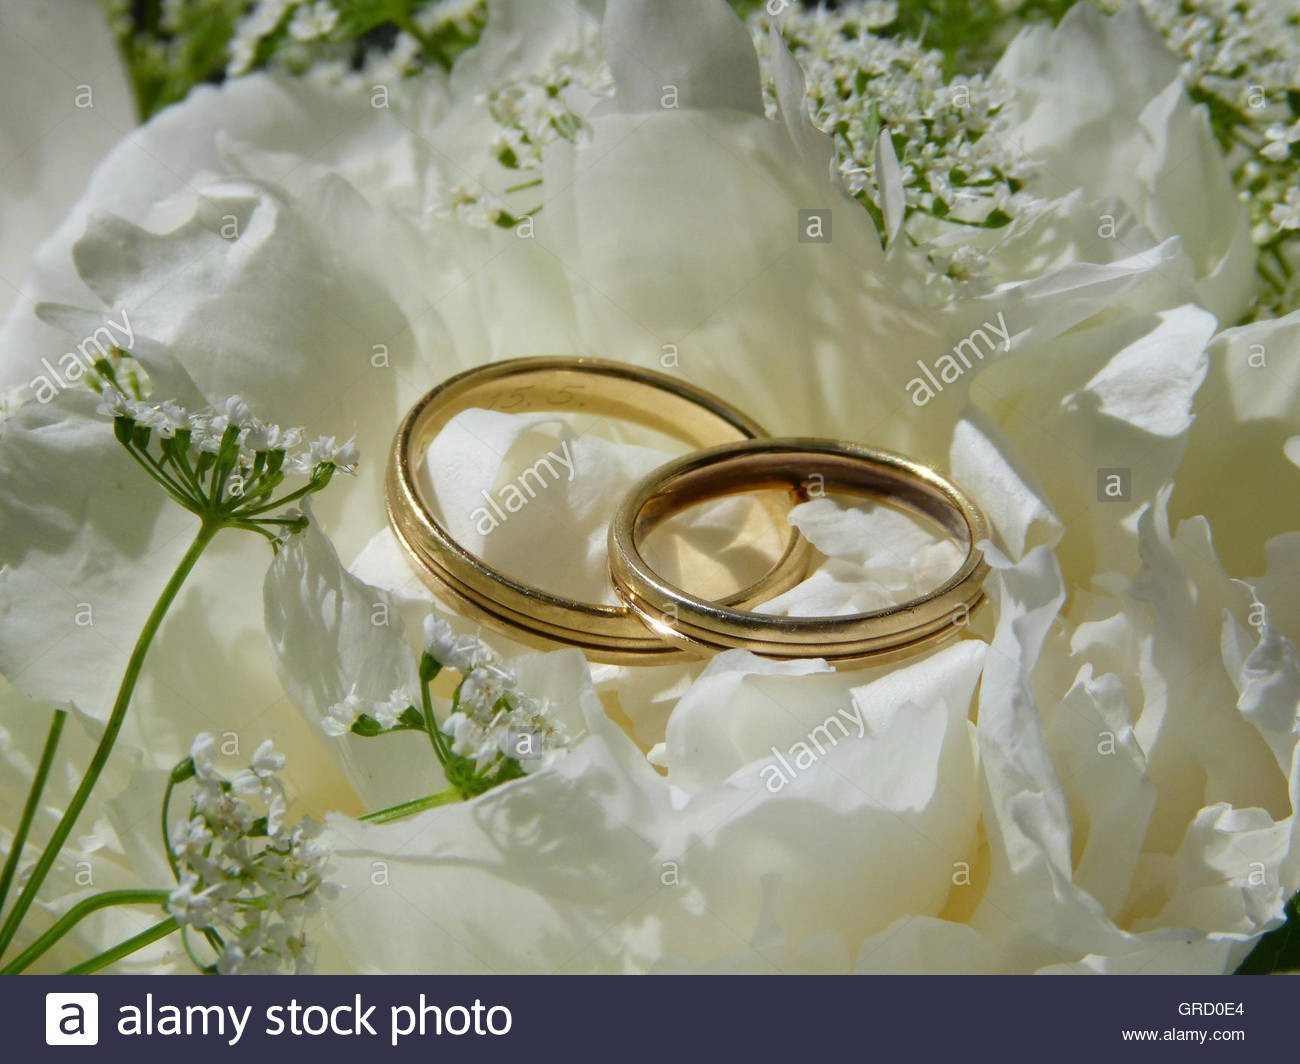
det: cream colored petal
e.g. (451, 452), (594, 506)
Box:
(995, 4), (1254, 321)
(264, 517), (422, 812)
(1171, 311), (1300, 576)
(602, 0), (763, 116)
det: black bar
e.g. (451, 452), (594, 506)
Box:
(8, 975), (1283, 1060)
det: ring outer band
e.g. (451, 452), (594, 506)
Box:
(385, 356), (812, 663)
(607, 437), (991, 663)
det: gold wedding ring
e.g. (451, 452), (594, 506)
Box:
(608, 439), (990, 663)
(386, 357), (812, 663)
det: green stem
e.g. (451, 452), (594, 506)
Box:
(62, 917), (179, 975)
(0, 521), (218, 961)
(227, 521), (281, 544)
(169, 445), (206, 497)
(420, 676), (451, 766)
(160, 776), (182, 882)
(1, 889), (169, 974)
(236, 481), (320, 517)
(1258, 259), (1286, 294)
(180, 926), (218, 974)
(138, 447), (201, 507)
(504, 177), (544, 194)
(359, 787), (463, 824)
(0, 710), (66, 916)
(121, 445), (200, 511)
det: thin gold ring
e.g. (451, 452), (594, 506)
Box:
(385, 357), (812, 663)
(608, 438), (990, 663)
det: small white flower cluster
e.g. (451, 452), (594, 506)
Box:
(432, 183), (516, 230)
(423, 615), (569, 767)
(436, 29), (612, 228)
(484, 36), (612, 169)
(99, 389), (358, 475)
(321, 614), (567, 771)
(322, 685), (412, 736)
(228, 0), (294, 76)
(748, 0), (1299, 313)
(167, 734), (337, 975)
(228, 0), (488, 80)
(748, 4), (1037, 267)
(287, 0), (339, 44)
(1089, 0), (1300, 316)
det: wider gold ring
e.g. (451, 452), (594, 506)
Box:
(608, 438), (990, 663)
(385, 357), (812, 663)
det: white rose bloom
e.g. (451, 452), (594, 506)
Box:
(1, 0), (1297, 973)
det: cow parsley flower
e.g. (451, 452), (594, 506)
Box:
(94, 367), (357, 547)
(165, 734), (337, 975)
(748, 4), (1035, 258)
(423, 614), (498, 673)
(427, 620), (568, 772)
(321, 686), (414, 736)
(319, 612), (568, 814)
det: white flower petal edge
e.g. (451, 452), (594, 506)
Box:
(263, 514), (425, 812)
(995, 4), (1256, 322)
(313, 639), (984, 973)
(0, 4), (133, 321)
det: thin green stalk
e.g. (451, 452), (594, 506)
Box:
(237, 480), (320, 517)
(168, 445), (206, 497)
(0, 710), (66, 915)
(160, 776), (181, 881)
(504, 177), (544, 194)
(227, 521), (281, 544)
(394, 13), (433, 51)
(136, 447), (201, 506)
(158, 775), (222, 962)
(359, 787), (462, 824)
(180, 926), (218, 975)
(420, 678), (452, 766)
(1, 889), (169, 974)
(121, 445), (200, 511)
(62, 917), (179, 975)
(0, 521), (218, 960)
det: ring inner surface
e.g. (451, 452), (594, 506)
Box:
(633, 450), (972, 547)
(411, 364), (763, 459)
(395, 361), (809, 644)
